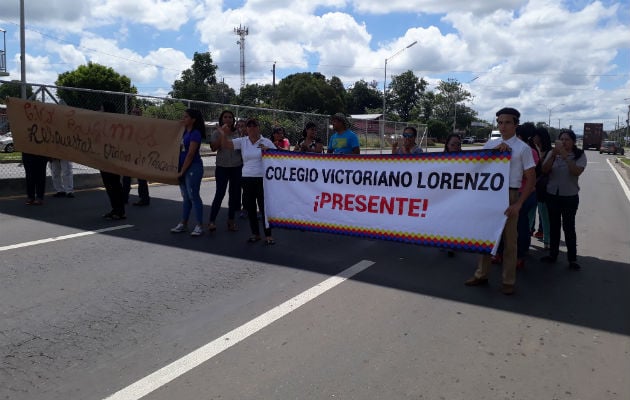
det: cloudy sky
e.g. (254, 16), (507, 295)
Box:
(0, 0), (628, 133)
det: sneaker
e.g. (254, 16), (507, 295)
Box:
(534, 231), (544, 239)
(53, 191), (66, 198)
(66, 192), (75, 198)
(190, 225), (204, 236)
(170, 223), (187, 233)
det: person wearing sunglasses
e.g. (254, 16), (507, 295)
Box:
(392, 126), (423, 154)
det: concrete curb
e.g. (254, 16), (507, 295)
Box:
(0, 166), (216, 198)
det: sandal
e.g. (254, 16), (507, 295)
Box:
(247, 235), (261, 243)
(264, 238), (276, 246)
(227, 221), (238, 232)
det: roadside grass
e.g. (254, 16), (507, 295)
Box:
(0, 152), (22, 162)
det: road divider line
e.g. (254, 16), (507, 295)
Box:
(103, 259), (376, 400)
(0, 225), (134, 252)
(606, 158), (630, 204)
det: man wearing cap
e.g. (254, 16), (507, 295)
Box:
(327, 113), (360, 154)
(464, 107), (535, 295)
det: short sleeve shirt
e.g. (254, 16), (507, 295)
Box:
(484, 135), (535, 188)
(211, 129), (243, 168)
(328, 129), (360, 154)
(544, 151), (587, 196)
(179, 129), (203, 168)
(232, 136), (277, 177)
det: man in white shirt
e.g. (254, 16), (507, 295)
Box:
(465, 107), (536, 295)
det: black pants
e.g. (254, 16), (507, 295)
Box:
(241, 177), (271, 237)
(22, 153), (48, 200)
(122, 177), (150, 203)
(101, 171), (126, 215)
(209, 166), (242, 222)
(546, 193), (579, 262)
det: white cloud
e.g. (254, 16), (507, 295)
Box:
(1, 0), (627, 131)
(350, 0), (526, 15)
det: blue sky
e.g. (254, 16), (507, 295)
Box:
(0, 0), (628, 133)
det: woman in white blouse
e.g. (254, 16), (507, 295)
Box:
(219, 118), (277, 245)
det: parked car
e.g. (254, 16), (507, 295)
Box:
(0, 132), (14, 153)
(599, 140), (625, 155)
(463, 136), (476, 144)
(488, 130), (502, 141)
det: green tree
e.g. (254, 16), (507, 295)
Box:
(427, 119), (450, 142)
(237, 83), (274, 107)
(209, 81), (236, 104)
(143, 100), (187, 120)
(0, 80), (34, 101)
(428, 79), (475, 131)
(387, 70), (427, 121)
(346, 80), (382, 114)
(277, 72), (345, 114)
(170, 52), (218, 101)
(56, 62), (136, 112)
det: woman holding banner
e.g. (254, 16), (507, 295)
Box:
(294, 122), (324, 153)
(219, 118), (277, 245)
(391, 126), (423, 154)
(170, 109), (206, 237)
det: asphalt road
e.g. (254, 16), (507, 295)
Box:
(1, 151), (629, 400)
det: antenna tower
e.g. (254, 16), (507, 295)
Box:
(234, 25), (249, 88)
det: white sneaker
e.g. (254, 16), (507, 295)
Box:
(170, 223), (187, 233)
(190, 225), (203, 236)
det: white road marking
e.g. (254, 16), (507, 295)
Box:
(103, 259), (376, 400)
(0, 225), (134, 252)
(606, 158), (630, 204)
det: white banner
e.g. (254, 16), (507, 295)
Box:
(263, 150), (511, 254)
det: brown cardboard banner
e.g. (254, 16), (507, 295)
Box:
(6, 97), (183, 185)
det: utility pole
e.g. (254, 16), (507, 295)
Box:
(234, 25), (249, 88)
(20, 0), (26, 98)
(271, 61), (276, 108)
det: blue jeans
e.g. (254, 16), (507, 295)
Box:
(179, 162), (204, 225)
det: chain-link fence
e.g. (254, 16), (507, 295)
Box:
(0, 80), (427, 180)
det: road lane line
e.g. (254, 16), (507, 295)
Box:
(0, 225), (134, 252)
(606, 158), (630, 204)
(103, 259), (376, 400)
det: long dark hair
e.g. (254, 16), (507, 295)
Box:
(533, 127), (552, 153)
(301, 121), (317, 138)
(218, 110), (236, 132)
(185, 108), (206, 139)
(558, 129), (583, 160)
